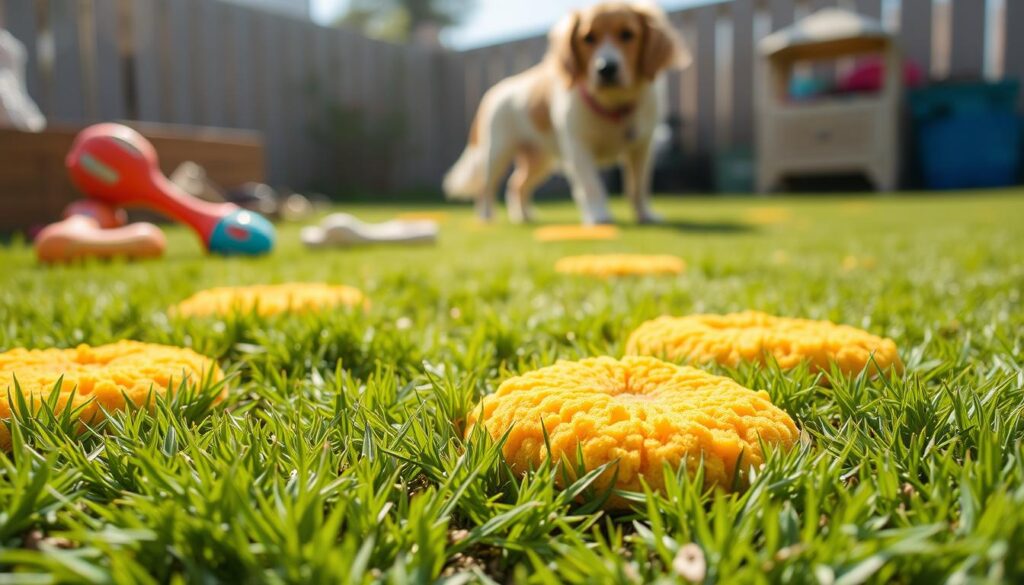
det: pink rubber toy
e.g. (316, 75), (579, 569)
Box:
(62, 199), (127, 229)
(36, 216), (166, 264)
(65, 123), (274, 255)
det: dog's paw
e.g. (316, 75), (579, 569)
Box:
(582, 215), (615, 226)
(475, 200), (495, 222)
(507, 205), (536, 224)
(636, 210), (664, 225)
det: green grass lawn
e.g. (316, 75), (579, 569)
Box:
(1, 192), (1023, 583)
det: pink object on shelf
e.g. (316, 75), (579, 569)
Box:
(838, 57), (924, 93)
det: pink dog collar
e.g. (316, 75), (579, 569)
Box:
(578, 86), (636, 122)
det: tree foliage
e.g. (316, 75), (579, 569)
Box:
(338, 0), (475, 43)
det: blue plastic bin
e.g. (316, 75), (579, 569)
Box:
(910, 81), (1021, 190)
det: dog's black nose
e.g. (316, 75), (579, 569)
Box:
(596, 59), (619, 82)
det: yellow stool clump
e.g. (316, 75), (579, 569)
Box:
(555, 254), (685, 278)
(173, 283), (367, 317)
(0, 341), (223, 449)
(533, 224), (620, 242)
(467, 356), (798, 506)
(626, 310), (903, 376)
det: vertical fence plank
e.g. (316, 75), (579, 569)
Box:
(321, 27), (342, 108)
(530, 36), (547, 65)
(503, 41), (521, 76)
(91, 0), (125, 120)
(350, 31), (369, 111)
(1006, 0), (1024, 108)
(397, 42), (411, 188)
(949, 0), (986, 79)
(49, 0), (86, 121)
(5, 0), (41, 105)
(230, 6), (258, 129)
(398, 45), (417, 189)
(414, 47), (434, 188)
(485, 48), (504, 88)
(696, 5), (718, 165)
(425, 49), (444, 189)
(309, 24), (331, 186)
(257, 12), (285, 184)
(419, 48), (438, 187)
(133, 0), (162, 121)
(220, 3), (241, 128)
(331, 29), (349, 108)
(282, 18), (303, 187)
(463, 51), (482, 128)
(198, 0), (227, 126)
(289, 19), (318, 188)
(770, 0), (795, 30)
(667, 11), (685, 123)
(676, 11), (699, 156)
(312, 25), (331, 106)
(357, 37), (375, 114)
(440, 50), (467, 170)
(513, 39), (532, 72)
(336, 29), (357, 107)
(900, 0), (932, 78)
(731, 0), (755, 147)
(854, 0), (882, 19)
(381, 41), (399, 190)
(166, 0), (195, 125)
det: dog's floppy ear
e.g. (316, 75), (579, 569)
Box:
(636, 3), (692, 80)
(549, 10), (582, 86)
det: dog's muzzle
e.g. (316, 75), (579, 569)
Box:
(595, 58), (620, 85)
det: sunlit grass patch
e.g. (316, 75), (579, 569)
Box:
(0, 193), (1022, 582)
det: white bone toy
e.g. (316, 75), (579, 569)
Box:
(301, 213), (438, 247)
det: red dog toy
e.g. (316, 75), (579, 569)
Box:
(65, 124), (274, 255)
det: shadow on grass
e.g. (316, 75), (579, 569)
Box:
(656, 219), (757, 234)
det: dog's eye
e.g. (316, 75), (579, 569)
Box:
(619, 29), (635, 42)
(582, 32), (597, 45)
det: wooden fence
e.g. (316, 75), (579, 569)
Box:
(0, 0), (1020, 193)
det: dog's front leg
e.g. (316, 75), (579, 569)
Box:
(623, 142), (662, 224)
(560, 139), (613, 225)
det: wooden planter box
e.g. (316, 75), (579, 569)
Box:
(0, 123), (264, 232)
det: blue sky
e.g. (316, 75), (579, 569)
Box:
(310, 0), (707, 49)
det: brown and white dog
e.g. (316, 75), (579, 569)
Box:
(444, 2), (690, 225)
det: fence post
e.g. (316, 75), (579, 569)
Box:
(769, 0), (795, 31)
(696, 4), (718, 167)
(949, 0), (986, 79)
(5, 0), (41, 106)
(166, 0), (196, 125)
(133, 0), (163, 121)
(854, 0), (882, 20)
(228, 6), (258, 129)
(1007, 0), (1024, 110)
(91, 0), (126, 121)
(199, 0), (227, 127)
(257, 11), (285, 184)
(731, 0), (755, 147)
(900, 0), (932, 78)
(49, 0), (86, 122)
